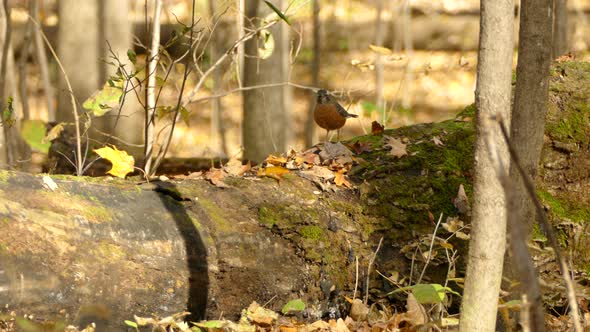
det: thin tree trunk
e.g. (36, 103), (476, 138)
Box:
(304, 0), (319, 147)
(242, 0), (290, 162)
(30, 0), (55, 122)
(506, 0), (553, 329)
(374, 0), (385, 123)
(401, 0), (413, 109)
(208, 0), (228, 157)
(143, 0), (162, 177)
(57, 0), (100, 123)
(236, 0), (245, 88)
(97, 0), (141, 145)
(458, 0), (514, 331)
(0, 0), (13, 166)
(17, 17), (32, 121)
(552, 0), (568, 58)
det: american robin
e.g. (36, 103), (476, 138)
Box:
(314, 89), (358, 142)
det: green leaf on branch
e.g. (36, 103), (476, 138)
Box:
(388, 283), (460, 304)
(258, 30), (275, 59)
(264, 0), (291, 25)
(179, 106), (190, 126)
(21, 120), (51, 153)
(83, 80), (124, 116)
(127, 49), (137, 64)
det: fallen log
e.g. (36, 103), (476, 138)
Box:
(1, 60), (590, 330)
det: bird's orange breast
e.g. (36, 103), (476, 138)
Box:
(314, 104), (347, 130)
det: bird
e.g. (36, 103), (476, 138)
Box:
(314, 89), (358, 142)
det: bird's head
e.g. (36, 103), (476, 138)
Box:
(316, 89), (330, 104)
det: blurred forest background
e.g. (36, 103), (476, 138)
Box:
(2, 0), (590, 170)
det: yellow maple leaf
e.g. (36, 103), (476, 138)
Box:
(257, 166), (290, 181)
(94, 145), (135, 178)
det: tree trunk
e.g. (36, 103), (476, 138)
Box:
(242, 0), (290, 162)
(0, 0), (30, 170)
(506, 0), (553, 329)
(97, 0), (142, 145)
(458, 0), (513, 331)
(57, 0), (100, 124)
(552, 0), (568, 58)
(304, 0), (320, 147)
(208, 0), (228, 157)
(374, 0), (385, 123)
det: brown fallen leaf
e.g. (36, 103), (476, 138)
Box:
(350, 141), (372, 154)
(279, 326), (297, 332)
(265, 154), (288, 166)
(299, 152), (320, 165)
(371, 121), (385, 135)
(349, 298), (369, 321)
(204, 168), (228, 188)
(405, 293), (427, 326)
(383, 136), (407, 158)
(453, 184), (471, 215)
(224, 158), (250, 176)
(555, 52), (575, 62)
(334, 169), (352, 188)
(42, 122), (66, 143)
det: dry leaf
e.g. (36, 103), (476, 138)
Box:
(334, 169), (352, 188)
(405, 293), (427, 326)
(335, 318), (351, 332)
(555, 52), (574, 62)
(205, 168), (228, 188)
(299, 166), (335, 180)
(459, 56), (469, 67)
(371, 121), (385, 135)
(224, 158), (250, 176)
(308, 320), (330, 331)
(384, 136), (407, 158)
(453, 184), (470, 215)
(257, 166), (290, 181)
(265, 154), (288, 166)
(246, 302), (278, 326)
(94, 145), (135, 178)
(432, 136), (444, 146)
(300, 152), (320, 165)
(42, 122), (65, 143)
(350, 141), (372, 154)
(349, 299), (369, 321)
(369, 44), (393, 55)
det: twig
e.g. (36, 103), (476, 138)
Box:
(353, 255), (359, 300)
(418, 213), (444, 284)
(497, 116), (583, 332)
(364, 237), (383, 304)
(188, 81), (318, 105)
(150, 0), (196, 175)
(27, 14), (82, 175)
(181, 18), (281, 107)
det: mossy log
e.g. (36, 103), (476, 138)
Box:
(1, 61), (590, 330)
